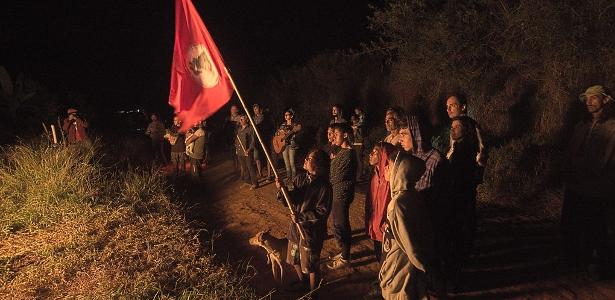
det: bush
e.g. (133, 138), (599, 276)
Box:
(0, 140), (256, 299)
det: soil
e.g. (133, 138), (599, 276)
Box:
(179, 157), (615, 299)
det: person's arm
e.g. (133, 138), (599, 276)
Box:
(77, 117), (88, 129)
(185, 131), (198, 144)
(296, 183), (332, 225)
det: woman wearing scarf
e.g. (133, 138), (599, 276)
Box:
(365, 142), (396, 262)
(379, 151), (434, 300)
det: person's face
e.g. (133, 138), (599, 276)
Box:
(68, 113), (76, 120)
(446, 96), (465, 119)
(332, 106), (339, 116)
(399, 127), (413, 152)
(151, 114), (158, 122)
(284, 112), (293, 121)
(230, 105), (239, 115)
(585, 94), (606, 114)
(333, 128), (346, 146)
(327, 128), (335, 143)
(451, 120), (465, 141)
(303, 152), (317, 174)
(354, 108), (361, 115)
(239, 116), (248, 127)
(173, 117), (181, 126)
(253, 105), (262, 115)
(385, 112), (396, 131)
(369, 145), (381, 166)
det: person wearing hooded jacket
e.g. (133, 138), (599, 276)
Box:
(365, 142), (396, 262)
(379, 150), (434, 300)
(400, 115), (449, 293)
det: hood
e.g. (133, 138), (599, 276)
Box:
(408, 115), (432, 159)
(389, 151), (414, 194)
(376, 142), (397, 181)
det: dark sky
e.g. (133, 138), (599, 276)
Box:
(2, 1), (374, 112)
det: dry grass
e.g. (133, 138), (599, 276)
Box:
(0, 140), (256, 299)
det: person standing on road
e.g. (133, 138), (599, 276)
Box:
(166, 116), (186, 177)
(62, 108), (89, 144)
(146, 113), (167, 165)
(365, 142), (396, 262)
(327, 123), (357, 270)
(275, 149), (332, 294)
(236, 114), (259, 190)
(185, 121), (206, 179)
(379, 150), (433, 300)
(279, 109), (302, 183)
(445, 116), (482, 287)
(562, 85), (615, 280)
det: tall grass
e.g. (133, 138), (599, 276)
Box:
(0, 140), (256, 299)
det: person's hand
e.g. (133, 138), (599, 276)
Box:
(244, 150), (249, 157)
(290, 213), (298, 223)
(380, 222), (388, 233)
(274, 177), (284, 190)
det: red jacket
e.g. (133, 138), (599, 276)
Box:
(365, 142), (396, 242)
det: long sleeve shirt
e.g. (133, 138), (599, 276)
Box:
(279, 173), (332, 248)
(235, 125), (255, 155)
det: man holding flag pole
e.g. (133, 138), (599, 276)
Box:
(168, 0), (307, 244)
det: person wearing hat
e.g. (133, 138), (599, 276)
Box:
(562, 85), (615, 280)
(62, 108), (89, 144)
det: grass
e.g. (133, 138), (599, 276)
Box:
(0, 140), (257, 299)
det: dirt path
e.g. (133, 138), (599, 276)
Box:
(183, 158), (615, 299)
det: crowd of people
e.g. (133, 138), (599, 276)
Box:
(268, 96), (486, 298)
(58, 83), (615, 299)
(266, 85), (614, 299)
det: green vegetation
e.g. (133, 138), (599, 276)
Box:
(267, 0), (615, 210)
(0, 141), (256, 299)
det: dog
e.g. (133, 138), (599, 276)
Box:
(248, 230), (289, 285)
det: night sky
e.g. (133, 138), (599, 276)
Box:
(2, 1), (373, 113)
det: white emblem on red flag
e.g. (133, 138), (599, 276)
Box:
(186, 44), (219, 88)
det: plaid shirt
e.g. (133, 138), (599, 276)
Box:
(408, 115), (446, 191)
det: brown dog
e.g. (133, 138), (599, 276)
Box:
(248, 230), (289, 285)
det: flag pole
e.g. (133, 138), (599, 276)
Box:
(224, 67), (306, 241)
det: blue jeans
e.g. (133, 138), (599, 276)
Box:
(282, 147), (296, 179)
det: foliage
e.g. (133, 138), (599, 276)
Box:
(267, 0), (615, 208)
(0, 140), (256, 299)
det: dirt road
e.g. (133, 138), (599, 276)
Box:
(183, 158), (615, 299)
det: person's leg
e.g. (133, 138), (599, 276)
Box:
(245, 153), (258, 187)
(340, 196), (352, 260)
(254, 150), (263, 178)
(282, 148), (291, 179)
(330, 191), (353, 264)
(237, 155), (248, 183)
(373, 240), (382, 263)
(289, 148), (297, 179)
(171, 152), (179, 176)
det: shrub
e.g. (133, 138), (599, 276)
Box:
(0, 140), (256, 299)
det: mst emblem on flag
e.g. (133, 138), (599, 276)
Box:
(186, 44), (219, 88)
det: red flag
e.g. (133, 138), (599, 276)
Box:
(169, 0), (233, 132)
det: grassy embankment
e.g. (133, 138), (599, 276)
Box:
(0, 140), (256, 299)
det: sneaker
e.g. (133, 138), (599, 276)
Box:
(326, 256), (350, 270)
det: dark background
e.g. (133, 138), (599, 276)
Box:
(1, 1), (373, 114)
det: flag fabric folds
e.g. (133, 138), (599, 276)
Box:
(169, 0), (233, 132)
